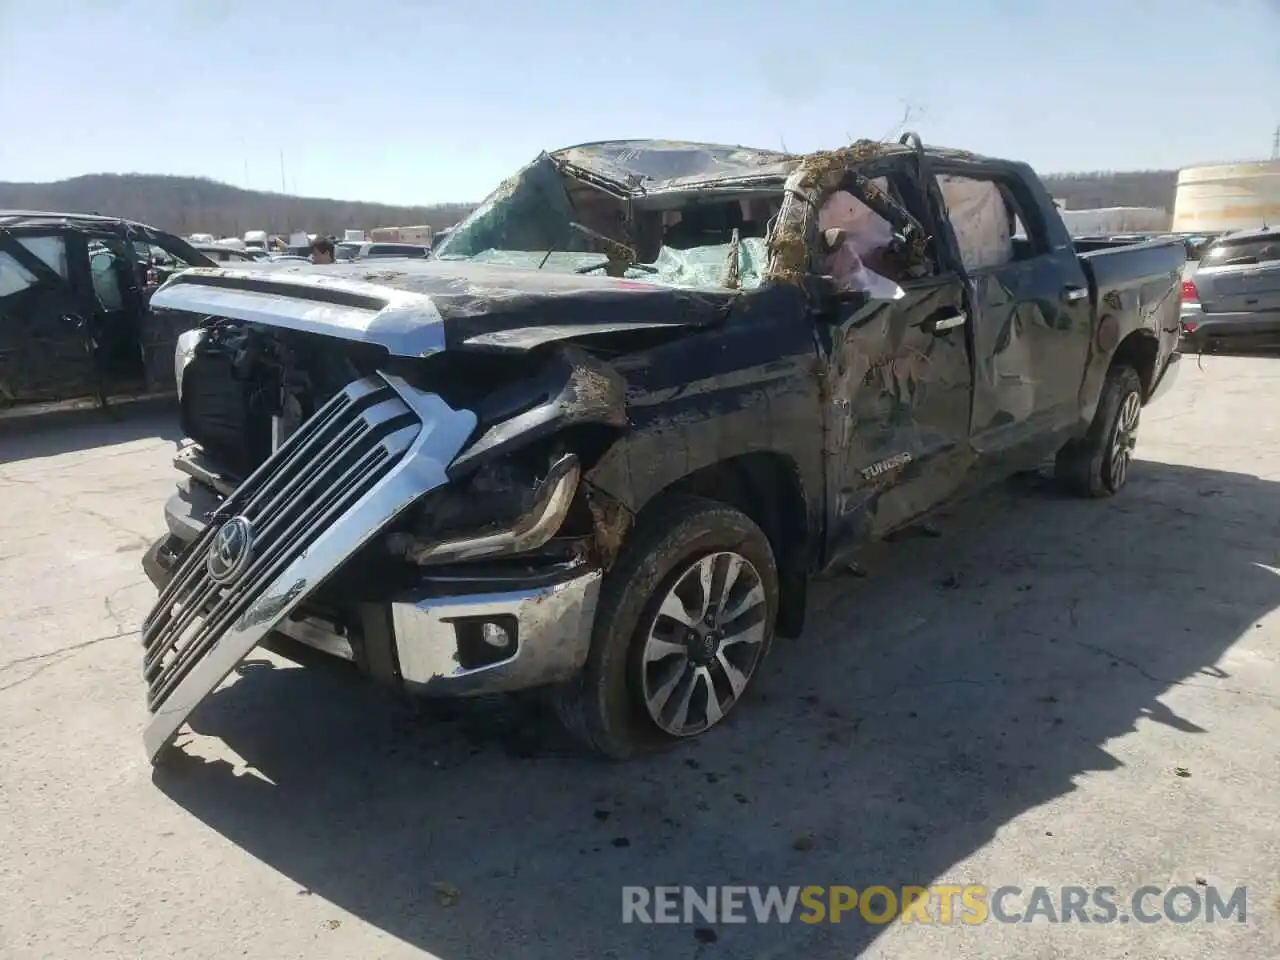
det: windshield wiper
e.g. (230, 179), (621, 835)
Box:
(534, 221), (654, 276)
(724, 228), (741, 289)
(538, 221), (624, 270)
(559, 222), (654, 277)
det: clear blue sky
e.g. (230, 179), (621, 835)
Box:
(1, 0), (1277, 205)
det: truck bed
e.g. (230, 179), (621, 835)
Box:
(1078, 236), (1187, 298)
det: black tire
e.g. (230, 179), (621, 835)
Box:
(552, 494), (779, 759)
(1055, 364), (1144, 498)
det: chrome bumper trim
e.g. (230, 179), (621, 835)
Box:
(392, 569), (602, 695)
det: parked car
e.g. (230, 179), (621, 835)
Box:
(334, 241), (430, 262)
(0, 211), (215, 412)
(192, 243), (260, 265)
(137, 136), (1183, 763)
(1180, 226), (1280, 354)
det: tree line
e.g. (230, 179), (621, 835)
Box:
(0, 173), (476, 238)
(1040, 169), (1179, 212)
(0, 168), (1183, 240)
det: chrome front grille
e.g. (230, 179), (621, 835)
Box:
(142, 375), (422, 715)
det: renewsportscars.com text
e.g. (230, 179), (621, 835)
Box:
(621, 884), (1248, 925)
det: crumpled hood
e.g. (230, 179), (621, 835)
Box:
(149, 259), (737, 356)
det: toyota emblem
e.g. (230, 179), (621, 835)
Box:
(206, 516), (255, 585)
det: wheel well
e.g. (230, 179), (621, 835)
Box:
(1110, 331), (1159, 399)
(647, 453), (811, 638)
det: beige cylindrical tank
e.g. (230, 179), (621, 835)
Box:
(1172, 160), (1280, 233)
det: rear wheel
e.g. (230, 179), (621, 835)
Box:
(1056, 364), (1144, 498)
(553, 495), (778, 759)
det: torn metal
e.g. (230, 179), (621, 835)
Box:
(767, 139), (932, 286)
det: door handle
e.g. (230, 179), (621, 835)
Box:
(1063, 285), (1089, 303)
(924, 312), (966, 334)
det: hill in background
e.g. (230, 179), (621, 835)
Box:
(1041, 169), (1179, 211)
(0, 168), (1182, 239)
(0, 174), (474, 238)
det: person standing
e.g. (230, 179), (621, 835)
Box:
(310, 237), (336, 264)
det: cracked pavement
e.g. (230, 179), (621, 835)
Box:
(1, 358), (1278, 960)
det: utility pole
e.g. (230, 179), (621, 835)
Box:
(279, 150), (287, 193)
(1272, 124), (1279, 160)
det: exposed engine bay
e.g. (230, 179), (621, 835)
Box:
(179, 320), (386, 475)
(177, 318), (630, 585)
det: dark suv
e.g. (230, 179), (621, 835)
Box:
(0, 211), (214, 412)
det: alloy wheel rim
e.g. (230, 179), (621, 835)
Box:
(1110, 390), (1141, 488)
(640, 551), (768, 737)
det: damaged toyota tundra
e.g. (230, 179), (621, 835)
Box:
(139, 136), (1184, 762)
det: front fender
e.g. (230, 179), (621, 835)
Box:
(446, 344), (629, 478)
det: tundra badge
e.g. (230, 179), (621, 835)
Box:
(860, 453), (913, 481)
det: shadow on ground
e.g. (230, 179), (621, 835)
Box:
(154, 460), (1280, 960)
(0, 401), (181, 464)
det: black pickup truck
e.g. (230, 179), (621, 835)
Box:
(138, 136), (1184, 762)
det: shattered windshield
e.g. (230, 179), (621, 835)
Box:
(433, 153), (773, 290)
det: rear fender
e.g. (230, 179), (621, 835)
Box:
(1078, 324), (1160, 427)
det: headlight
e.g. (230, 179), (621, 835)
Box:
(173, 328), (206, 401)
(388, 453), (581, 565)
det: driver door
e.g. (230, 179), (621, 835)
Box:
(817, 160), (977, 564)
(73, 233), (147, 388)
(0, 230), (98, 403)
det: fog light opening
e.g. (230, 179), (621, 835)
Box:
(453, 614), (520, 670)
(481, 621), (512, 648)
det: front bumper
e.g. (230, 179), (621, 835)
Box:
(144, 527), (601, 699)
(391, 568), (602, 695)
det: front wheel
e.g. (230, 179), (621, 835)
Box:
(1055, 364), (1144, 498)
(553, 495), (778, 759)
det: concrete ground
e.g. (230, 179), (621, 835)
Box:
(1, 357), (1277, 960)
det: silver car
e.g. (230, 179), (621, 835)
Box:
(1181, 227), (1280, 354)
(334, 241), (430, 262)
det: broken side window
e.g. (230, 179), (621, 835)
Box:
(817, 179), (905, 300)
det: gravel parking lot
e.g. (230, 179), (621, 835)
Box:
(1, 357), (1278, 960)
